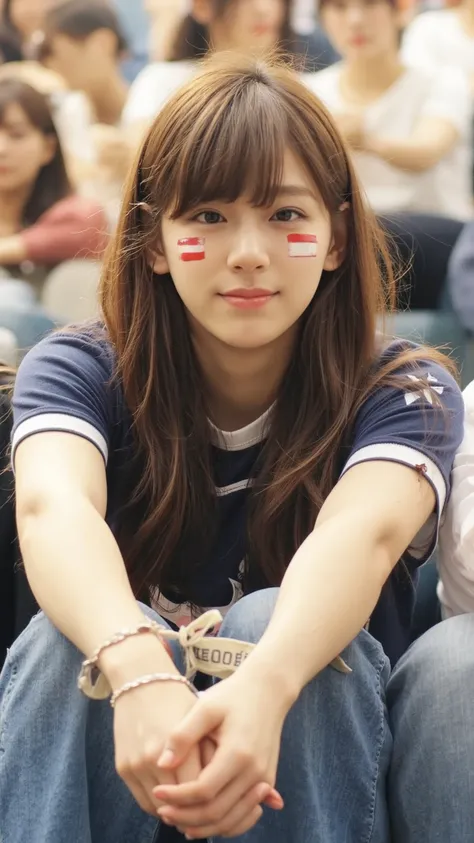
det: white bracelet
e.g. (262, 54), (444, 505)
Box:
(110, 672), (200, 708)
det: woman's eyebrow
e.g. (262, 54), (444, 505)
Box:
(274, 185), (317, 199)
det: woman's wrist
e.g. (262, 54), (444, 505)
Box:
(98, 633), (178, 690)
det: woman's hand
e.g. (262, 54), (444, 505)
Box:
(153, 673), (287, 839)
(336, 112), (366, 150)
(113, 679), (204, 815)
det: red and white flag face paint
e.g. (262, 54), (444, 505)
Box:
(287, 233), (318, 258)
(178, 237), (205, 261)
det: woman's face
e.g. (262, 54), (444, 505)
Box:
(8, 0), (60, 40)
(194, 0), (287, 53)
(321, 0), (401, 61)
(155, 148), (345, 352)
(0, 102), (55, 192)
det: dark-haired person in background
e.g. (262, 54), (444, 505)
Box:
(38, 0), (132, 217)
(39, 0), (129, 128)
(123, 0), (338, 132)
(0, 78), (108, 287)
(2, 0), (60, 57)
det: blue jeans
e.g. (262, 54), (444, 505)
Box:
(1, 589), (473, 843)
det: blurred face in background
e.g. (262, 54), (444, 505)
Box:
(320, 0), (401, 61)
(41, 29), (119, 90)
(0, 102), (55, 192)
(193, 0), (287, 53)
(7, 0), (60, 41)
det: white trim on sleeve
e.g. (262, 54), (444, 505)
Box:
(341, 442), (446, 512)
(12, 413), (108, 465)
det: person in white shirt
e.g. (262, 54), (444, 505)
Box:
(439, 380), (474, 616)
(402, 1), (474, 94)
(305, 0), (473, 220)
(122, 0), (337, 131)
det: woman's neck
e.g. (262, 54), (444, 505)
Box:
(340, 53), (404, 106)
(193, 325), (297, 432)
(86, 69), (128, 126)
(0, 187), (30, 236)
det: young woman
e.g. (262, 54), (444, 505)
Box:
(307, 0), (473, 220)
(0, 78), (108, 287)
(122, 0), (338, 132)
(0, 54), (470, 843)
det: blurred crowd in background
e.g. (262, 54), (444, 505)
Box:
(1, 0), (474, 363)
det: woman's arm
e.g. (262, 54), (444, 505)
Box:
(239, 460), (434, 704)
(15, 432), (176, 683)
(363, 116), (459, 173)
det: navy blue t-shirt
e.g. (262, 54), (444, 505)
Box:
(11, 329), (464, 666)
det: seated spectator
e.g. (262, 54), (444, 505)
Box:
(439, 379), (474, 616)
(306, 0), (473, 220)
(123, 0), (339, 131)
(0, 78), (108, 289)
(37, 0), (132, 215)
(39, 0), (129, 128)
(402, 0), (474, 93)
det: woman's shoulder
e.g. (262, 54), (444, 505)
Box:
(15, 324), (116, 390)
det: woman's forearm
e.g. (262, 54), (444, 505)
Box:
(363, 133), (453, 172)
(18, 496), (177, 685)
(239, 515), (391, 707)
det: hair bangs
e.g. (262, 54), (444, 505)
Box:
(167, 78), (289, 218)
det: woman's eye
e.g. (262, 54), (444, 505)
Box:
(194, 210), (224, 224)
(272, 208), (304, 222)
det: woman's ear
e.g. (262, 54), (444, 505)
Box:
(323, 203), (349, 272)
(151, 249), (170, 275)
(41, 135), (57, 167)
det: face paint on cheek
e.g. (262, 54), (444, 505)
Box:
(177, 237), (205, 261)
(287, 233), (318, 258)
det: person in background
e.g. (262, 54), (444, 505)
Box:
(123, 0), (339, 132)
(0, 78), (108, 290)
(307, 0), (473, 221)
(402, 0), (474, 93)
(39, 0), (129, 128)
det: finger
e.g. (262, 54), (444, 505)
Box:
(174, 746), (203, 784)
(126, 773), (160, 816)
(158, 704), (222, 770)
(158, 779), (269, 829)
(200, 736), (216, 767)
(155, 744), (258, 807)
(183, 800), (264, 840)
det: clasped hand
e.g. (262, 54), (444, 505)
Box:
(154, 673), (286, 839)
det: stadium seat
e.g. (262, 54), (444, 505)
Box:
(41, 259), (102, 323)
(0, 304), (57, 360)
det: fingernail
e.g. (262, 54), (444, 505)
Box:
(158, 749), (175, 767)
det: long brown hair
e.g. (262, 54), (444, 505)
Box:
(101, 54), (455, 600)
(169, 0), (296, 62)
(0, 79), (71, 226)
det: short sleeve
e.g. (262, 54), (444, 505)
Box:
(12, 330), (115, 466)
(419, 67), (471, 136)
(401, 14), (440, 72)
(341, 355), (464, 562)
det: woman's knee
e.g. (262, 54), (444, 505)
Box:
(218, 588), (279, 643)
(388, 613), (474, 706)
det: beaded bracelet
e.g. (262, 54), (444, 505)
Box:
(110, 672), (199, 708)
